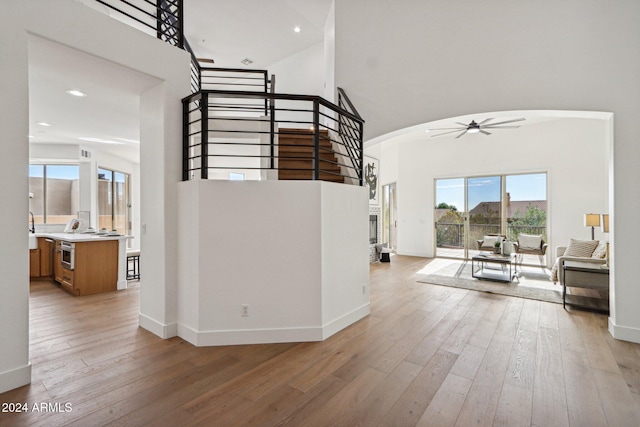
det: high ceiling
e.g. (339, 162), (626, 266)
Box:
(28, 0), (332, 163)
(184, 0), (332, 68)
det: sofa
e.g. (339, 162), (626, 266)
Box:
(550, 239), (607, 284)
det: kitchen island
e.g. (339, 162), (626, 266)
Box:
(31, 232), (133, 295)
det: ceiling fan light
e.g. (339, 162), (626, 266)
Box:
(467, 127), (480, 134)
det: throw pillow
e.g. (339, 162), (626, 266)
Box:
(518, 233), (542, 250)
(482, 235), (499, 248)
(564, 238), (599, 258)
(592, 241), (607, 259)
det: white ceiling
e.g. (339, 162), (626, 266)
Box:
(184, 0), (332, 68)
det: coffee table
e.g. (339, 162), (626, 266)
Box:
(471, 253), (516, 283)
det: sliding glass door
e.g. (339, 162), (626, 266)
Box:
(435, 173), (547, 262)
(435, 178), (466, 258)
(98, 167), (131, 237)
(467, 176), (502, 256)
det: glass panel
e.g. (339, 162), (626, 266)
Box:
(435, 178), (465, 258)
(382, 185), (390, 245)
(506, 173), (547, 265)
(44, 165), (80, 225)
(389, 183), (397, 250)
(467, 176), (502, 256)
(29, 165), (45, 225)
(113, 172), (127, 235)
(98, 168), (113, 231)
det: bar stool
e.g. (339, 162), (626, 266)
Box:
(126, 249), (140, 280)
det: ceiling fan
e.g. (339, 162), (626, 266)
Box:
(428, 117), (525, 139)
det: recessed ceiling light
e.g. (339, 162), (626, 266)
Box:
(66, 89), (87, 97)
(37, 122), (52, 127)
(294, 26), (301, 33)
(240, 58), (253, 66)
(79, 137), (124, 144)
(28, 135), (35, 139)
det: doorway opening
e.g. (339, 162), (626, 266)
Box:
(382, 183), (397, 252)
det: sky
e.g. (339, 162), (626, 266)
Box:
(436, 173), (546, 211)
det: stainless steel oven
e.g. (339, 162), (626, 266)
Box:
(61, 241), (75, 270)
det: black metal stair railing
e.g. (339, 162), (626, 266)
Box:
(92, 0), (183, 47)
(182, 88), (364, 185)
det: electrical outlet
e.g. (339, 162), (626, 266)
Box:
(241, 304), (249, 317)
(362, 283), (367, 294)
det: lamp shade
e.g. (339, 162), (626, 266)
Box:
(584, 213), (600, 227)
(601, 214), (609, 233)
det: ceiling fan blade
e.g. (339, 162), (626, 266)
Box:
(430, 129), (466, 137)
(482, 125), (521, 129)
(480, 130), (492, 135)
(478, 118), (494, 125)
(427, 126), (466, 131)
(481, 118), (525, 127)
(455, 122), (469, 127)
(455, 130), (468, 139)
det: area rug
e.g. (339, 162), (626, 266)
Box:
(416, 261), (563, 304)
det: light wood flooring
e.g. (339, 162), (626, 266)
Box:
(2, 255), (640, 426)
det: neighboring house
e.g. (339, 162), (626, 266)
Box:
(469, 200), (547, 219)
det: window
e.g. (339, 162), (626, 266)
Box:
(435, 172), (547, 261)
(29, 164), (80, 225)
(229, 172), (245, 181)
(98, 167), (130, 235)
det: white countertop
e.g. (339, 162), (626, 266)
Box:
(34, 232), (132, 243)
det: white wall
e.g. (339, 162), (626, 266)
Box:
(176, 180), (369, 346)
(0, 1), (31, 394)
(267, 42), (325, 97)
(383, 118), (608, 260)
(320, 182), (370, 334)
(335, 0), (640, 343)
(323, 1), (336, 103)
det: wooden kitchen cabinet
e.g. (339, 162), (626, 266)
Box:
(56, 240), (118, 296)
(29, 249), (40, 277)
(38, 238), (54, 277)
(54, 240), (63, 283)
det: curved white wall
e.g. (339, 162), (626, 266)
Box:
(338, 1), (640, 342)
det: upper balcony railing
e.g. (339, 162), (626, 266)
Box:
(182, 88), (364, 185)
(90, 0), (183, 48)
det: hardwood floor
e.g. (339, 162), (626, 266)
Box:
(2, 256), (640, 426)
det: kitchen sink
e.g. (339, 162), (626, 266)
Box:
(29, 234), (38, 250)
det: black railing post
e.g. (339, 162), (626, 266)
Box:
(201, 92), (209, 180)
(182, 98), (189, 181)
(156, 1), (162, 41)
(270, 98), (275, 170)
(312, 99), (320, 181)
(177, 0), (184, 49)
(358, 121), (364, 186)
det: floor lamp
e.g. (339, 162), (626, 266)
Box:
(584, 213), (600, 240)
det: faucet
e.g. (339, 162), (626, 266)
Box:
(29, 211), (35, 234)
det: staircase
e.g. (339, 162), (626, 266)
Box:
(277, 129), (344, 183)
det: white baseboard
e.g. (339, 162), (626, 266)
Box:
(322, 303), (371, 339)
(179, 324), (323, 347)
(396, 250), (431, 258)
(139, 313), (177, 339)
(608, 317), (640, 344)
(175, 304), (371, 347)
(117, 279), (128, 290)
(0, 363), (31, 394)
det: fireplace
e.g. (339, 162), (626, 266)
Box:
(369, 215), (378, 244)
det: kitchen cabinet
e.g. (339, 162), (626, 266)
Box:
(55, 239), (119, 296)
(29, 249), (40, 277)
(38, 238), (54, 277)
(54, 240), (63, 283)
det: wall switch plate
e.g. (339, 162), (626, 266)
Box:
(241, 304), (249, 317)
(362, 283), (367, 294)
